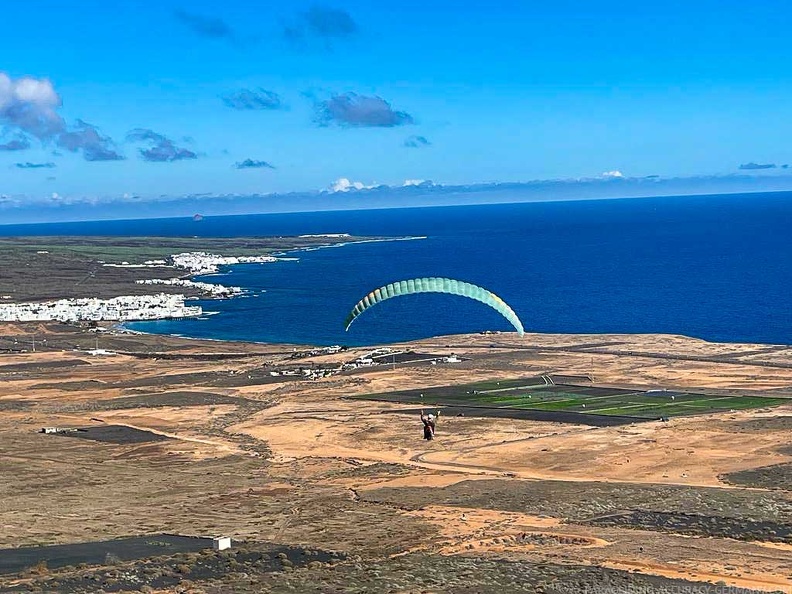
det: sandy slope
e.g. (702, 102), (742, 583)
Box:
(2, 327), (792, 592)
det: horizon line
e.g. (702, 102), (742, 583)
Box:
(1, 186), (790, 230)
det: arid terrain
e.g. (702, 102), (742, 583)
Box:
(1, 323), (791, 593)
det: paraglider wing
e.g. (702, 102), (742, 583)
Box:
(344, 277), (525, 335)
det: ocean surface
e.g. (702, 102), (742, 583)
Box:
(2, 192), (791, 346)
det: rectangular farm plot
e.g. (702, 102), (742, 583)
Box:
(52, 425), (171, 444)
(495, 392), (788, 418)
(0, 535), (213, 575)
(351, 377), (788, 422)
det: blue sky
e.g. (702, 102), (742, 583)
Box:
(3, 0), (792, 220)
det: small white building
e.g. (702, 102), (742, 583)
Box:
(213, 536), (232, 551)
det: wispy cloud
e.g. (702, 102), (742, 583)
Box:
(127, 128), (198, 162)
(174, 9), (236, 41)
(235, 158), (275, 169)
(14, 161), (56, 169)
(601, 170), (625, 179)
(284, 5), (357, 47)
(404, 135), (431, 148)
(222, 89), (284, 110)
(57, 120), (124, 162)
(739, 162), (776, 170)
(0, 134), (31, 151)
(1, 73), (122, 162)
(315, 93), (414, 128)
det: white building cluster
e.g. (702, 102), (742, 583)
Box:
(103, 251), (282, 298)
(0, 294), (202, 323)
(289, 345), (345, 359)
(169, 252), (279, 275)
(135, 278), (243, 298)
(8, 250), (290, 324)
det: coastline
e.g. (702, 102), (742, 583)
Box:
(116, 235), (427, 342)
(272, 235), (428, 255)
(122, 224), (792, 348)
(0, 234), (423, 328)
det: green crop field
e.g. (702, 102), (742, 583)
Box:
(351, 377), (788, 421)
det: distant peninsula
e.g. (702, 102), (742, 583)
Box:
(0, 235), (382, 323)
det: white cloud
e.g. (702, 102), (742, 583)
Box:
(602, 170), (624, 179)
(0, 72), (122, 161)
(8, 76), (60, 107)
(327, 178), (435, 192)
(0, 73), (63, 139)
(328, 177), (376, 192)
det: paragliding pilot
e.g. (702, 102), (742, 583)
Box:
(420, 410), (440, 440)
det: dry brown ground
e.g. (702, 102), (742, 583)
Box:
(1, 324), (792, 592)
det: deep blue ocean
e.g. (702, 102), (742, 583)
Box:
(2, 192), (791, 346)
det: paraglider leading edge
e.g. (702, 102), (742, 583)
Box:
(344, 277), (525, 335)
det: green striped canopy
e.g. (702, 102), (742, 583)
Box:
(344, 277), (525, 335)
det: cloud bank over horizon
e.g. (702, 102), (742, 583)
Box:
(5, 172), (792, 225)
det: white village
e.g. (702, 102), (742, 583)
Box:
(0, 252), (277, 323)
